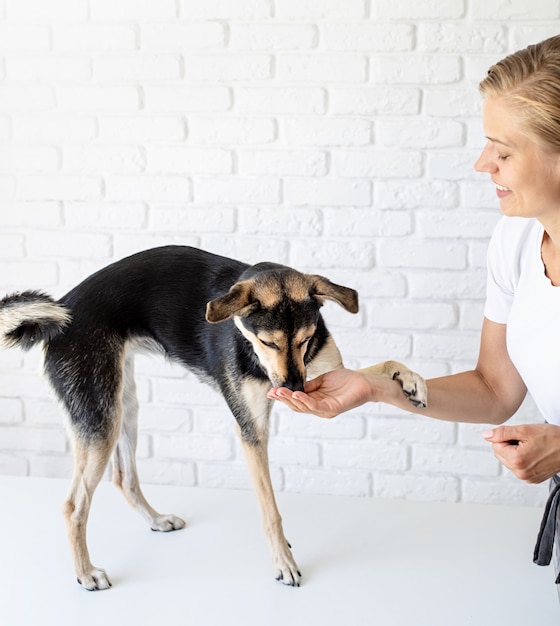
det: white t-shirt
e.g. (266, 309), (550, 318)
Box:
(485, 216), (560, 425)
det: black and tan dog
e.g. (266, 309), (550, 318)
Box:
(0, 246), (427, 590)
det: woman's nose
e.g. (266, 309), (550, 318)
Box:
(474, 143), (497, 173)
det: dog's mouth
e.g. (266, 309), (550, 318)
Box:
(269, 375), (305, 393)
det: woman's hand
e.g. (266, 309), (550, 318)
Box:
(483, 423), (560, 483)
(267, 368), (386, 419)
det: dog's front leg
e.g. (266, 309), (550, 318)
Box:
(239, 433), (302, 587)
(359, 360), (428, 408)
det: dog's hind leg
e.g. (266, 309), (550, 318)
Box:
(63, 437), (117, 591)
(235, 380), (302, 586)
(111, 352), (185, 532)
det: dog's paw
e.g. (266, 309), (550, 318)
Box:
(273, 546), (302, 587)
(77, 568), (112, 591)
(392, 369), (428, 409)
(150, 514), (186, 532)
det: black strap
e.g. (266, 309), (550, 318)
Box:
(533, 473), (560, 583)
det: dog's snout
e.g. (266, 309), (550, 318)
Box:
(279, 376), (305, 393)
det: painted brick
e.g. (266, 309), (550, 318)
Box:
(285, 178), (370, 207)
(154, 434), (233, 461)
(323, 23), (413, 51)
(91, 0), (177, 20)
(7, 57), (92, 83)
(237, 207), (322, 236)
(17, 176), (103, 202)
(141, 23), (225, 50)
(331, 149), (422, 178)
(63, 145), (145, 174)
(0, 260), (59, 288)
(13, 115), (97, 143)
(0, 24), (50, 51)
(230, 23), (317, 50)
(95, 55), (182, 82)
(366, 301), (457, 330)
(0, 202), (62, 227)
(324, 441), (408, 472)
(26, 231), (112, 258)
(376, 119), (464, 149)
(57, 86), (140, 112)
(105, 175), (191, 203)
(282, 118), (371, 146)
(375, 473), (460, 503)
(378, 239), (467, 271)
(412, 445), (500, 476)
(236, 87), (326, 115)
(330, 86), (420, 115)
(0, 399), (23, 425)
(275, 0), (366, 19)
(183, 54), (272, 82)
(471, 0), (560, 19)
(323, 208), (412, 238)
(147, 146), (232, 175)
(194, 177), (280, 204)
(0, 86), (56, 112)
(6, 0), (87, 20)
(237, 150), (327, 176)
(99, 116), (185, 142)
(148, 206), (235, 233)
(54, 24), (137, 51)
(284, 467), (370, 497)
(64, 203), (147, 230)
(375, 0), (464, 19)
(0, 454), (28, 476)
(370, 54), (462, 84)
(418, 24), (507, 53)
(179, 0), (272, 19)
(187, 116), (276, 145)
(145, 86), (231, 113)
(276, 54), (367, 83)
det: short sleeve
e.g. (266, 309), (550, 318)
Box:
(483, 217), (519, 324)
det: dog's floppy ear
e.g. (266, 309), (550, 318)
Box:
(206, 280), (259, 323)
(307, 275), (359, 313)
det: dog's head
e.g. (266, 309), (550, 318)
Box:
(206, 264), (358, 391)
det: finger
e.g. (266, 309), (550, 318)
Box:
(303, 375), (324, 393)
(482, 426), (522, 444)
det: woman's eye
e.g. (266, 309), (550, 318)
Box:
(497, 154), (510, 161)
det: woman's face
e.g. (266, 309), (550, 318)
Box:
(474, 97), (560, 225)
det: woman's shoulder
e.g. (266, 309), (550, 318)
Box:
(491, 216), (541, 242)
(489, 216), (541, 260)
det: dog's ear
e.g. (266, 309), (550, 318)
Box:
(307, 275), (359, 313)
(206, 280), (259, 323)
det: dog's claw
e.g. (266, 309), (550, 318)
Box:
(77, 568), (112, 591)
(149, 514), (186, 532)
(393, 370), (428, 409)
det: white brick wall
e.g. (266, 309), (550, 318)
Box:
(0, 0), (556, 507)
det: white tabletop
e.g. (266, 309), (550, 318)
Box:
(0, 475), (557, 626)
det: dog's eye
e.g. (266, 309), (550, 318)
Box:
(299, 337), (311, 348)
(261, 339), (280, 351)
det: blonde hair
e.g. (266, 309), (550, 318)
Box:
(479, 35), (560, 152)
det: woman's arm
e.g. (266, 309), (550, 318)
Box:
(268, 318), (528, 424)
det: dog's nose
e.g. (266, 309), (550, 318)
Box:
(280, 376), (305, 393)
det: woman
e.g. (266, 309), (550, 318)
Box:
(267, 35), (560, 581)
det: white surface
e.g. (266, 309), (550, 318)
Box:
(0, 476), (557, 626)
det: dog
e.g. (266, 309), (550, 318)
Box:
(0, 245), (427, 590)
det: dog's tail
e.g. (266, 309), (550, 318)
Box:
(0, 290), (71, 351)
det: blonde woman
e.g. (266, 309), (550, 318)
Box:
(268, 35), (560, 582)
